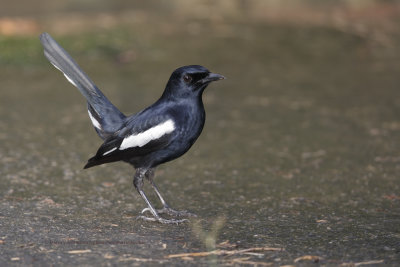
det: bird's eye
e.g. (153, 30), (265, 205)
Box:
(183, 74), (192, 84)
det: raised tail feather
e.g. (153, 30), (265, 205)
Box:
(39, 32), (126, 140)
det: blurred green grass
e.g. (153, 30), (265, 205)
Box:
(0, 0), (399, 66)
(0, 30), (134, 65)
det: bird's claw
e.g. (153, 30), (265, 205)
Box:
(139, 206), (195, 224)
(159, 207), (197, 217)
(141, 207), (197, 217)
(141, 207), (152, 214)
(136, 215), (188, 224)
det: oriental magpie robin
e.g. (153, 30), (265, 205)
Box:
(40, 32), (224, 224)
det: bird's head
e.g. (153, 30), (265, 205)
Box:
(162, 65), (225, 100)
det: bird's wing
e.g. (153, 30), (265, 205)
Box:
(84, 114), (177, 168)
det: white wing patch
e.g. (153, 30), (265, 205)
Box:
(88, 109), (102, 129)
(119, 119), (175, 150)
(103, 147), (117, 156)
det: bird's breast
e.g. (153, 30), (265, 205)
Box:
(171, 102), (205, 148)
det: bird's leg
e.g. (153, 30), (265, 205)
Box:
(133, 168), (188, 224)
(141, 168), (196, 217)
(144, 168), (168, 207)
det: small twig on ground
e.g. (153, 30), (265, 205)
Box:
(294, 255), (322, 263)
(341, 259), (384, 266)
(229, 257), (274, 266)
(67, 249), (92, 254)
(166, 246), (284, 259)
(118, 256), (166, 263)
(354, 260), (384, 266)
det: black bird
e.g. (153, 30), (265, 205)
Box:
(39, 32), (224, 224)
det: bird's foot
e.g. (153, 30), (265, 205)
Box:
(158, 207), (197, 217)
(136, 215), (188, 224)
(141, 207), (197, 217)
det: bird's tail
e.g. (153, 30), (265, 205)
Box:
(40, 32), (126, 140)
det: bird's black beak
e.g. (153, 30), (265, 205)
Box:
(199, 72), (225, 84)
